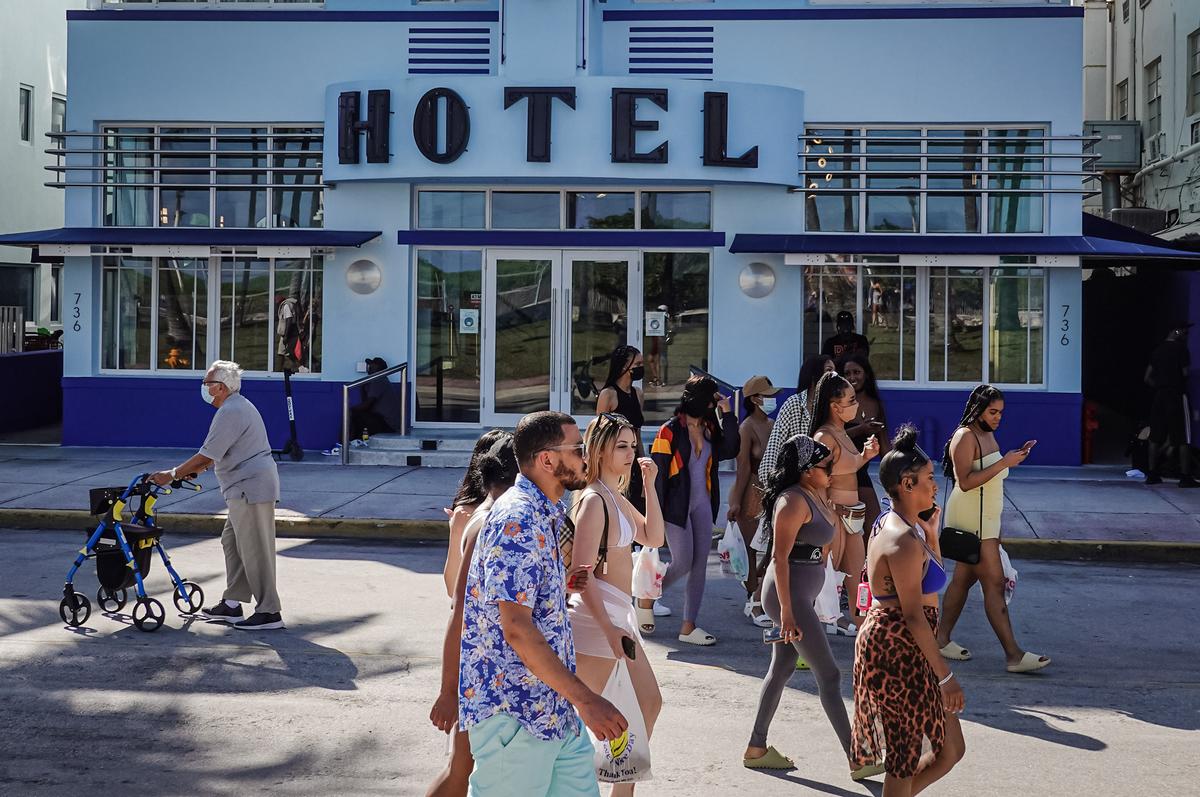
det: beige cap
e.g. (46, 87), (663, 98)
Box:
(742, 375), (780, 398)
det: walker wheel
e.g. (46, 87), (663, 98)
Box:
(59, 594), (91, 627)
(173, 581), (205, 615)
(97, 586), (128, 613)
(132, 597), (166, 632)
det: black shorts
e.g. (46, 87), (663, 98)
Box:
(1149, 389), (1187, 446)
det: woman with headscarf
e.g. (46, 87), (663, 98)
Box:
(638, 375), (739, 645)
(743, 433), (883, 783)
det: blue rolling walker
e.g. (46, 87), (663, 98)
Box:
(60, 473), (205, 632)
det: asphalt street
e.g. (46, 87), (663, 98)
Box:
(0, 529), (1196, 796)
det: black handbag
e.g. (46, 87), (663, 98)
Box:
(939, 435), (984, 565)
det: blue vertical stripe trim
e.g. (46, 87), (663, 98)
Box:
(629, 46), (714, 53)
(629, 57), (714, 64)
(409, 47), (490, 54)
(406, 37), (491, 45)
(629, 26), (714, 33)
(605, 8), (1082, 21)
(629, 36), (714, 43)
(407, 68), (491, 75)
(69, 10), (500, 22)
(629, 67), (713, 75)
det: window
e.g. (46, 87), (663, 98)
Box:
(51, 95), (66, 134)
(1188, 29), (1200, 116)
(1116, 80), (1129, 120)
(802, 258), (1046, 386)
(642, 252), (710, 422)
(18, 85), (33, 143)
(100, 125), (323, 228)
(50, 265), (62, 324)
(417, 191), (485, 229)
(1121, 0), (1129, 22)
(102, 254), (322, 373)
(1145, 58), (1162, 139)
(568, 192), (636, 229)
(803, 126), (1053, 235)
(1193, 119), (1200, 145)
(491, 192), (560, 229)
(640, 191), (711, 229)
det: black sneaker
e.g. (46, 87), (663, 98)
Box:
(1180, 477), (1200, 489)
(1144, 475), (1163, 485)
(202, 602), (244, 622)
(233, 612), (285, 631)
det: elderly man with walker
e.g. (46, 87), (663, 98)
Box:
(150, 360), (285, 630)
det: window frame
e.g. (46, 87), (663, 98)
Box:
(1116, 79), (1129, 120)
(802, 125), (1051, 235)
(413, 186), (713, 231)
(97, 123), (324, 229)
(1188, 29), (1200, 117)
(18, 85), (34, 144)
(1145, 58), (1163, 139)
(801, 256), (1048, 389)
(97, 248), (324, 376)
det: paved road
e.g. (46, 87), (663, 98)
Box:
(0, 530), (1196, 796)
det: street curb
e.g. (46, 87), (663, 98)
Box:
(0, 508), (446, 542)
(3, 508), (1198, 563)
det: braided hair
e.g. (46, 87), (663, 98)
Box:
(602, 344), (640, 389)
(941, 385), (1005, 480)
(758, 434), (831, 538)
(810, 371), (853, 433)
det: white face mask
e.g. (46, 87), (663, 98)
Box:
(760, 396), (777, 414)
(201, 383), (216, 405)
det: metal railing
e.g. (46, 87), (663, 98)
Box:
(341, 362), (408, 465)
(0, 307), (24, 354)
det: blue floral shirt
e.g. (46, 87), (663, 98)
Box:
(458, 475), (578, 740)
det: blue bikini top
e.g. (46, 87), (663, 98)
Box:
(875, 527), (948, 598)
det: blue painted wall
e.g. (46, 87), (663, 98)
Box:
(0, 351), (63, 433)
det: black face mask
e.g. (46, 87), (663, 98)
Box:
(682, 396), (713, 418)
(629, 365), (645, 382)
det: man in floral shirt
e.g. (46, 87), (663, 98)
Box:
(459, 411), (626, 796)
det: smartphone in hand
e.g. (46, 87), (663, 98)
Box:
(1022, 440), (1037, 453)
(762, 626), (787, 644)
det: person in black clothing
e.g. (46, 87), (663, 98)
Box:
(596, 344), (647, 512)
(350, 357), (404, 437)
(822, 311), (871, 361)
(1144, 326), (1196, 487)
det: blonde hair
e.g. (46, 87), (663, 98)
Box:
(583, 413), (637, 493)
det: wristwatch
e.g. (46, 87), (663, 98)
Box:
(170, 467), (177, 480)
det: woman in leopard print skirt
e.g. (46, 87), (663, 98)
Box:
(852, 425), (966, 795)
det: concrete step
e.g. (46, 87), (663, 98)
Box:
(360, 434), (480, 452)
(348, 447), (472, 468)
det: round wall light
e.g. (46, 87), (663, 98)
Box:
(738, 261), (776, 299)
(346, 259), (382, 295)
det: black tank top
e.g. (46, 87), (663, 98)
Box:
(607, 384), (644, 430)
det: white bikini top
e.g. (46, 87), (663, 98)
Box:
(595, 481), (636, 548)
(460, 504), (489, 555)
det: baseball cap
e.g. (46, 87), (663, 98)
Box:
(742, 375), (780, 398)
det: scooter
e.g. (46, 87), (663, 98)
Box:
(278, 367), (304, 462)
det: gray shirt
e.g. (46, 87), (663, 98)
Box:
(199, 392), (280, 505)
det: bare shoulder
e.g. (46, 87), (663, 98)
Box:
(774, 489), (811, 526)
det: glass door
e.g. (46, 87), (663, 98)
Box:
(481, 250), (640, 427)
(483, 251), (562, 426)
(563, 251), (641, 420)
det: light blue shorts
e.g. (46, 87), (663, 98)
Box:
(466, 713), (599, 797)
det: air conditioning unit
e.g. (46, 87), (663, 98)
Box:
(1084, 120), (1142, 171)
(1109, 207), (1168, 234)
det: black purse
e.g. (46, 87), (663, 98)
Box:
(939, 436), (984, 565)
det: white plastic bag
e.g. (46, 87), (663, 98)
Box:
(717, 521), (749, 581)
(814, 559), (843, 624)
(588, 659), (652, 783)
(999, 545), (1018, 605)
(750, 517), (771, 553)
(631, 546), (667, 601)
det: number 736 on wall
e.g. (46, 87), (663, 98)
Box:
(72, 292), (82, 333)
(1060, 304), (1070, 347)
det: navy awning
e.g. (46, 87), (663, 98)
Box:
(398, 230), (726, 247)
(0, 227), (381, 248)
(729, 215), (1198, 260)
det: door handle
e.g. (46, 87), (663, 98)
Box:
(550, 288), (558, 393)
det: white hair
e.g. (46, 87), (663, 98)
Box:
(207, 360), (243, 392)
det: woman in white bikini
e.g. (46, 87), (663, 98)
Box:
(812, 372), (879, 634)
(570, 412), (666, 796)
(428, 433), (518, 797)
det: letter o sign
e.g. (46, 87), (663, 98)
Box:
(413, 87), (471, 164)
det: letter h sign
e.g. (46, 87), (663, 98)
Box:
(338, 90), (391, 164)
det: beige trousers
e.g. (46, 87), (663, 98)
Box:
(221, 496), (282, 614)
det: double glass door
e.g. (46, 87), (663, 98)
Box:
(483, 250), (640, 426)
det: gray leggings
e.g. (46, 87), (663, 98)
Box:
(749, 559), (852, 753)
(662, 499), (714, 625)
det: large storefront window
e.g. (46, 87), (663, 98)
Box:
(415, 250), (483, 423)
(415, 188), (711, 232)
(643, 252), (710, 422)
(102, 254), (322, 373)
(101, 125), (324, 229)
(802, 258), (1046, 387)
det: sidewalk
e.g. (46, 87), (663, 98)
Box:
(0, 445), (1196, 561)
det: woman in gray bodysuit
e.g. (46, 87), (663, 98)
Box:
(742, 433), (885, 783)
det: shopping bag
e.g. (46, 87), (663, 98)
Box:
(750, 516), (771, 553)
(716, 521), (749, 581)
(588, 659), (652, 783)
(631, 546), (667, 601)
(999, 545), (1018, 605)
(814, 559), (842, 624)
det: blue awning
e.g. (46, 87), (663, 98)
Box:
(729, 215), (1198, 260)
(0, 227), (381, 248)
(398, 230), (726, 247)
